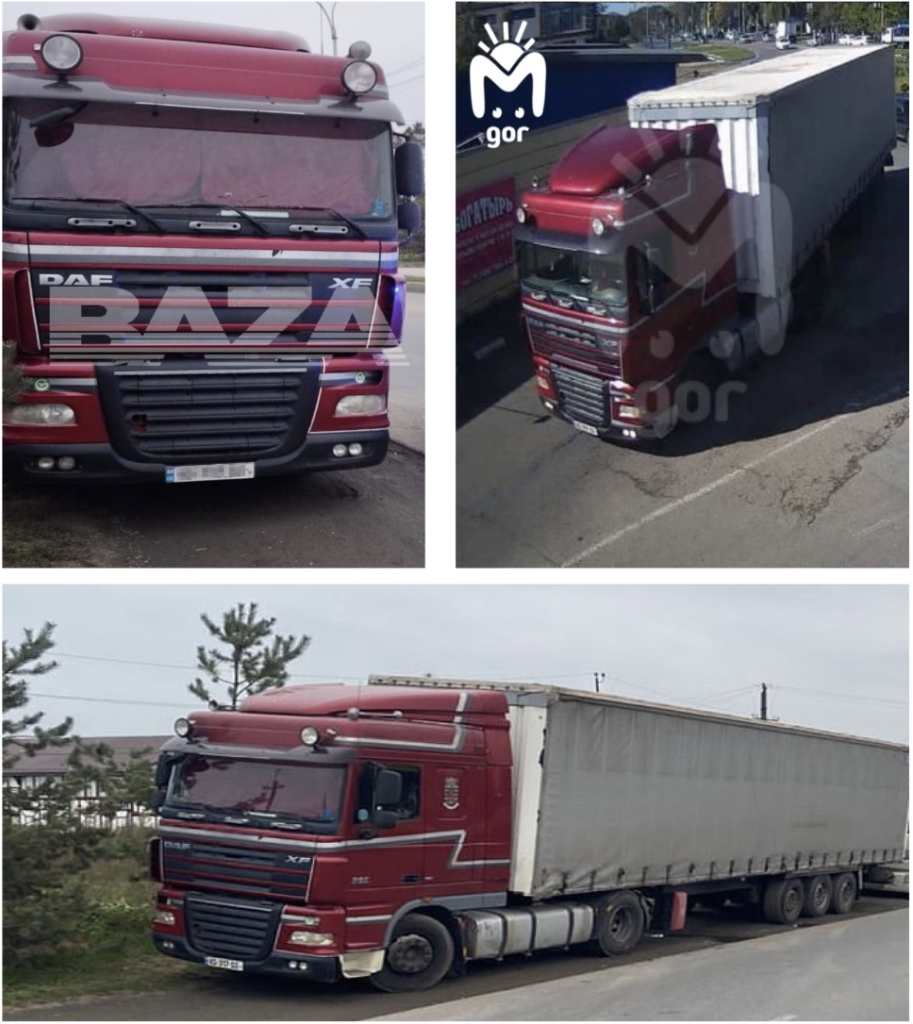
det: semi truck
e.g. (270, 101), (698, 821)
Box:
(149, 675), (908, 992)
(2, 13), (422, 482)
(515, 46), (895, 442)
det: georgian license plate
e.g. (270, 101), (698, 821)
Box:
(165, 463), (255, 484)
(571, 420), (599, 437)
(204, 956), (244, 971)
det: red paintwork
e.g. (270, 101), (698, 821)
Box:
(153, 685), (514, 961)
(2, 16), (400, 464)
(518, 124), (739, 424)
(5, 18), (387, 103)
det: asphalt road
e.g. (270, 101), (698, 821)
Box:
(379, 906), (910, 1021)
(457, 144), (909, 568)
(5, 897), (906, 1021)
(3, 303), (425, 569)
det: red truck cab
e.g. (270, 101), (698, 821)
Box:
(150, 685), (512, 990)
(516, 123), (738, 441)
(3, 14), (422, 482)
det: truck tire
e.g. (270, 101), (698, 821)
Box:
(802, 875), (833, 917)
(829, 872), (858, 915)
(370, 914), (455, 993)
(589, 891), (645, 956)
(762, 878), (804, 924)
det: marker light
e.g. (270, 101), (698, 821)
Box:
(174, 717), (192, 738)
(41, 34), (83, 72)
(8, 403), (75, 425)
(342, 61), (377, 94)
(300, 726), (320, 746)
(590, 218), (606, 236)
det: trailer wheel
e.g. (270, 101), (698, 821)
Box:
(829, 872), (858, 915)
(801, 875), (833, 917)
(762, 878), (804, 924)
(590, 891), (645, 957)
(370, 914), (455, 993)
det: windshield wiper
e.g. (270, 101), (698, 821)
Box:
(29, 103), (87, 129)
(15, 196), (166, 233)
(154, 203), (269, 237)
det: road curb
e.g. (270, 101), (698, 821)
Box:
(404, 279), (425, 293)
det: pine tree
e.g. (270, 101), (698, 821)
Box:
(189, 603), (310, 710)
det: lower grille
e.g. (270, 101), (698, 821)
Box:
(552, 365), (609, 427)
(96, 363), (319, 464)
(185, 895), (280, 961)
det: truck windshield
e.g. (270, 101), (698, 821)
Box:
(517, 241), (627, 311)
(166, 756), (347, 829)
(3, 99), (393, 219)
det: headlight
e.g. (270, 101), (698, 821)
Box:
(335, 394), (386, 416)
(342, 61), (377, 94)
(7, 403), (76, 425)
(41, 34), (83, 72)
(153, 910), (176, 926)
(300, 726), (320, 746)
(288, 930), (334, 947)
(174, 717), (192, 738)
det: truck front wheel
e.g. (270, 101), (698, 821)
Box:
(829, 872), (858, 915)
(762, 878), (804, 924)
(802, 875), (833, 917)
(371, 914), (455, 992)
(590, 891), (645, 956)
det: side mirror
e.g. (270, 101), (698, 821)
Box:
(374, 768), (402, 807)
(395, 141), (424, 197)
(371, 809), (399, 830)
(35, 123), (74, 148)
(397, 199), (422, 245)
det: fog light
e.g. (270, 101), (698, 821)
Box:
(348, 443), (363, 457)
(57, 456), (76, 471)
(336, 394), (386, 416)
(289, 930), (334, 946)
(332, 444), (348, 457)
(300, 726), (320, 746)
(543, 401), (555, 410)
(8, 403), (76, 425)
(590, 217), (606, 236)
(161, 941), (175, 950)
(174, 717), (192, 738)
(342, 60), (377, 94)
(154, 910), (176, 926)
(37, 457), (55, 470)
(41, 34), (83, 72)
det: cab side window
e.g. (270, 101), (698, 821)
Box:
(356, 764), (421, 821)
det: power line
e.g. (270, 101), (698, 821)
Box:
(31, 691), (183, 709)
(386, 57), (424, 78)
(389, 73), (424, 90)
(51, 650), (364, 681)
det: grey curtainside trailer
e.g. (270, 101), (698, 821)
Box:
(628, 46), (896, 361)
(504, 683), (908, 900)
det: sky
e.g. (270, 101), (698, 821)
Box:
(2, 0), (425, 123)
(3, 585), (908, 745)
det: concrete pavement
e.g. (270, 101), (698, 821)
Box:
(375, 907), (909, 1021)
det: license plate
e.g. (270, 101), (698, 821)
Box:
(204, 956), (244, 972)
(165, 463), (255, 484)
(571, 420), (599, 437)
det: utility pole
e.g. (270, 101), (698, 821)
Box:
(760, 682), (768, 721)
(316, 2), (339, 56)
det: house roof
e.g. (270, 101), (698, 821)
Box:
(4, 736), (168, 776)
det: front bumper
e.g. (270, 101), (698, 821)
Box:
(152, 934), (339, 983)
(4, 429), (388, 482)
(544, 399), (664, 442)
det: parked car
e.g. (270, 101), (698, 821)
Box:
(838, 33), (853, 45)
(897, 94), (909, 143)
(775, 37), (795, 50)
(851, 34), (871, 46)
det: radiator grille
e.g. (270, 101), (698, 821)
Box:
(551, 365), (609, 427)
(96, 364), (319, 463)
(184, 895), (280, 961)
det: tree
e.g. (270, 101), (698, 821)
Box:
(3, 623), (70, 769)
(190, 603), (311, 710)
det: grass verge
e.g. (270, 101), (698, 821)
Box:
(2, 486), (99, 567)
(4, 831), (203, 1009)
